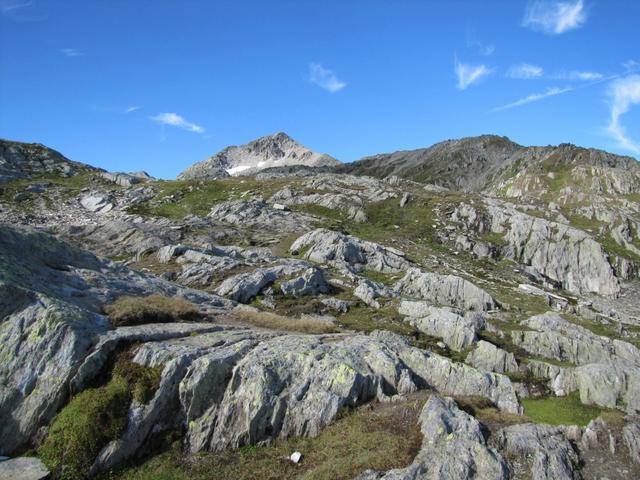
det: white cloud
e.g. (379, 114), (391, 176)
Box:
(623, 60), (640, 73)
(523, 0), (587, 35)
(454, 57), (493, 90)
(308, 63), (346, 93)
(150, 112), (204, 133)
(61, 48), (83, 57)
(493, 86), (574, 111)
(550, 70), (603, 81)
(123, 106), (141, 114)
(507, 63), (544, 79)
(0, 0), (31, 13)
(606, 75), (640, 154)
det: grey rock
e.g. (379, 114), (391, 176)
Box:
(80, 193), (114, 213)
(101, 171), (153, 187)
(394, 268), (497, 311)
(466, 340), (519, 374)
(399, 192), (410, 208)
(494, 423), (581, 480)
(354, 279), (396, 309)
(623, 418), (640, 463)
(290, 228), (410, 273)
(209, 200), (311, 232)
(357, 396), (509, 479)
(398, 302), (485, 351)
(320, 297), (351, 313)
(0, 457), (50, 480)
(280, 267), (330, 297)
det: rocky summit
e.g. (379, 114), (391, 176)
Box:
(1, 133), (640, 480)
(177, 132), (341, 179)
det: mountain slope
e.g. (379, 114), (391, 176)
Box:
(178, 132), (340, 179)
(339, 134), (640, 194)
(0, 139), (100, 184)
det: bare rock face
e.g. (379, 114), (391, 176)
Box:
(0, 225), (230, 455)
(279, 267), (331, 297)
(466, 340), (519, 374)
(356, 396), (509, 480)
(178, 132), (340, 179)
(394, 268), (497, 311)
(452, 200), (620, 297)
(101, 171), (154, 187)
(89, 330), (520, 472)
(289, 228), (410, 273)
(398, 302), (485, 351)
(209, 200), (312, 232)
(493, 424), (581, 480)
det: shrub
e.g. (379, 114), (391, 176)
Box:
(104, 294), (202, 327)
(233, 309), (338, 334)
(39, 377), (130, 480)
(113, 353), (163, 404)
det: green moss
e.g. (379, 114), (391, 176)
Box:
(521, 392), (606, 426)
(39, 350), (164, 479)
(39, 377), (130, 480)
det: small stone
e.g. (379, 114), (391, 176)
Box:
(272, 203), (290, 211)
(290, 451), (302, 464)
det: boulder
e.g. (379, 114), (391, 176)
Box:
(80, 193), (114, 213)
(289, 228), (410, 273)
(394, 268), (497, 311)
(280, 267), (330, 297)
(466, 340), (519, 374)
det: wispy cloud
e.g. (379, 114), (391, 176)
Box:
(551, 70), (603, 81)
(150, 112), (204, 133)
(60, 48), (83, 57)
(123, 106), (141, 114)
(523, 0), (587, 35)
(507, 63), (544, 79)
(606, 75), (640, 154)
(308, 63), (346, 93)
(1, 0), (46, 21)
(454, 56), (493, 90)
(493, 87), (573, 112)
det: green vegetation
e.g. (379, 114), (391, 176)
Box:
(39, 351), (163, 479)
(100, 393), (427, 480)
(0, 171), (100, 206)
(521, 392), (606, 426)
(39, 377), (130, 480)
(455, 396), (531, 428)
(126, 177), (293, 219)
(104, 294), (202, 327)
(359, 269), (398, 285)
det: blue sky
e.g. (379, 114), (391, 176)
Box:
(1, 0), (639, 178)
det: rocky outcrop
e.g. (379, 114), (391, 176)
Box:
(394, 268), (497, 311)
(354, 279), (396, 309)
(0, 139), (97, 184)
(178, 132), (340, 179)
(80, 193), (114, 214)
(452, 200), (620, 296)
(356, 396), (509, 479)
(0, 225), (230, 455)
(88, 329), (520, 472)
(100, 171), (153, 187)
(209, 200), (311, 232)
(493, 424), (581, 480)
(279, 267), (330, 297)
(398, 301), (485, 351)
(466, 340), (519, 374)
(289, 228), (410, 273)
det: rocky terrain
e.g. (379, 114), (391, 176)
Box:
(1, 134), (640, 479)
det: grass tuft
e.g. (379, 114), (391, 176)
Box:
(104, 294), (202, 327)
(521, 392), (607, 426)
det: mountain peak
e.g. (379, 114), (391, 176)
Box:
(178, 133), (340, 179)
